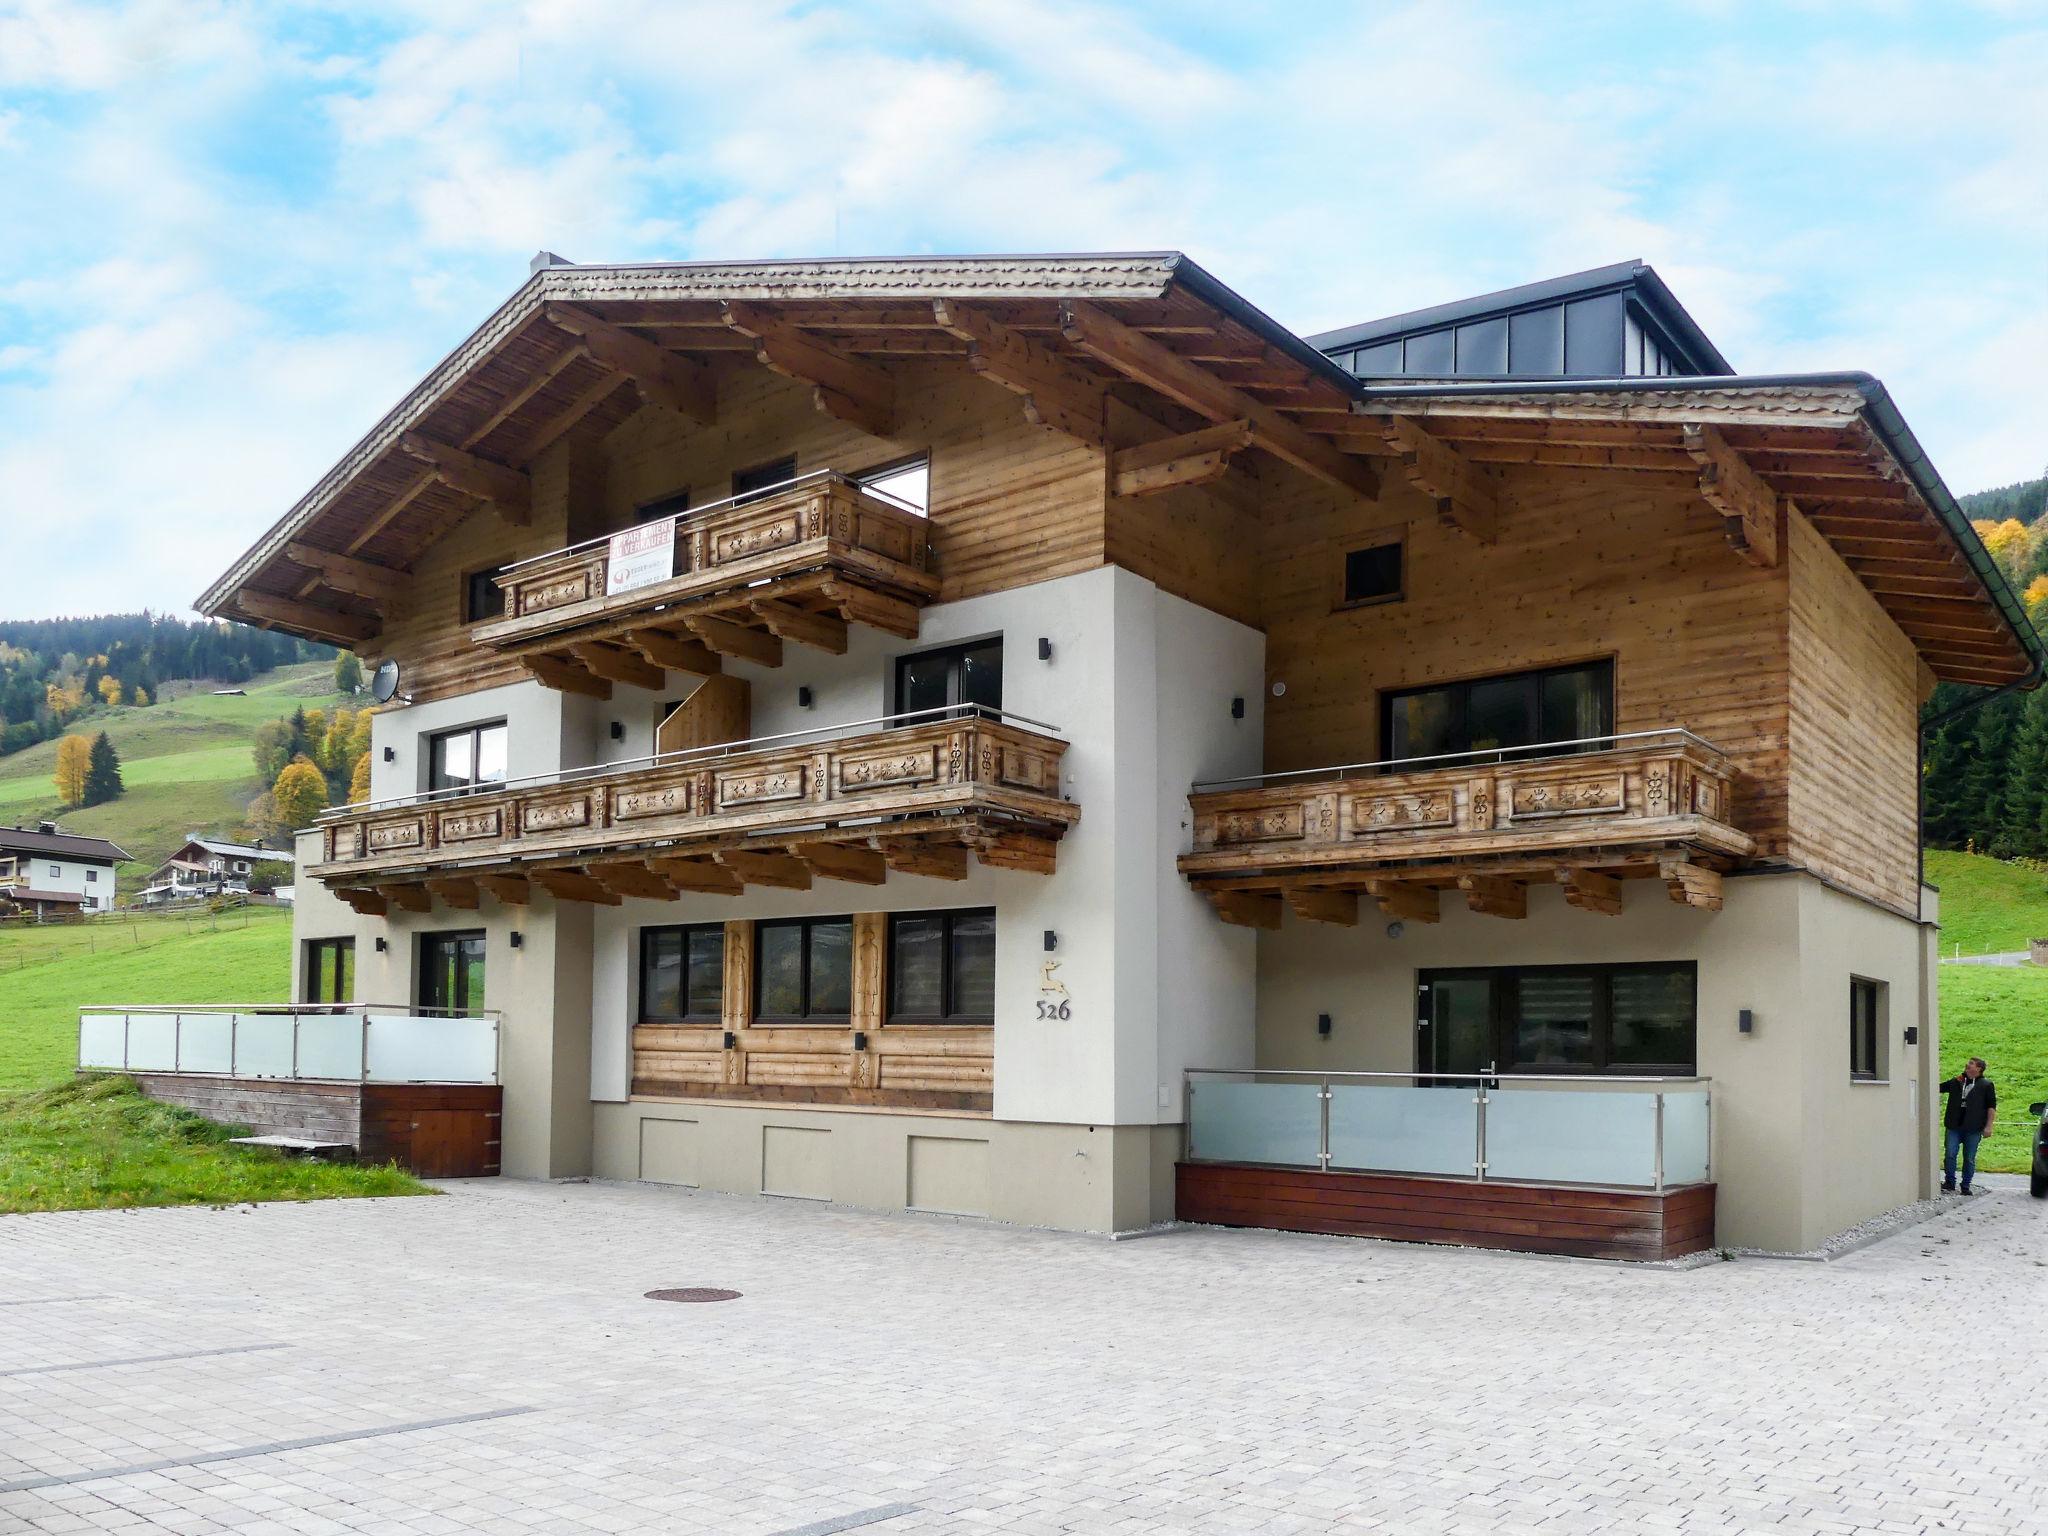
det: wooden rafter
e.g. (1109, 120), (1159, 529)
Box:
(791, 840), (886, 885)
(715, 848), (811, 889)
(879, 841), (968, 880)
(543, 303), (717, 424)
(1110, 419), (1255, 498)
(398, 432), (532, 525)
(425, 876), (481, 910)
(1056, 300), (1381, 501)
(1209, 890), (1282, 929)
(930, 299), (1108, 448)
(1285, 887), (1358, 926)
(625, 627), (722, 675)
(721, 301), (894, 437)
(531, 867), (622, 905)
(567, 641), (664, 691)
(648, 856), (745, 895)
(283, 542), (405, 606)
(1682, 423), (1781, 568)
(684, 613), (782, 667)
(1660, 858), (1723, 911)
(749, 599), (847, 654)
(1373, 416), (1505, 544)
(521, 653), (611, 699)
(1558, 868), (1623, 917)
(377, 883), (432, 913)
(587, 860), (678, 900)
(476, 873), (530, 905)
(236, 590), (376, 645)
(1457, 873), (1527, 919)
(1364, 878), (1440, 925)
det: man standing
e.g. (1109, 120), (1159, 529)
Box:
(1938, 1057), (1997, 1195)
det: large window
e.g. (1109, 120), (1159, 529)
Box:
(641, 924), (726, 1022)
(1850, 977), (1886, 1080)
(754, 917), (852, 1022)
(303, 938), (355, 1004)
(888, 908), (995, 1023)
(857, 456), (930, 515)
(1418, 963), (1696, 1075)
(428, 721), (508, 794)
(732, 454), (797, 505)
(419, 931), (486, 1013)
(1381, 659), (1612, 765)
(895, 639), (1002, 724)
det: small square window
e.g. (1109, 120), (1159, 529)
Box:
(464, 566), (508, 623)
(86, 870), (97, 883)
(732, 455), (798, 506)
(635, 488), (690, 524)
(1340, 541), (1403, 607)
(1850, 977), (1887, 1080)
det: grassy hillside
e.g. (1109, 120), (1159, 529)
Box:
(0, 660), (350, 893)
(1938, 966), (2047, 1175)
(1924, 849), (2048, 955)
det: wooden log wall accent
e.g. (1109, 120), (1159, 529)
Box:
(656, 675), (751, 755)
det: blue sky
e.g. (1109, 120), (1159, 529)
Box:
(2, 0), (2044, 619)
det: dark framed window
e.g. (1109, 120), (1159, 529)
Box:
(731, 454), (798, 506)
(428, 721), (508, 793)
(635, 488), (691, 524)
(1381, 658), (1612, 765)
(894, 639), (1002, 724)
(888, 908), (995, 1023)
(464, 566), (508, 623)
(1850, 977), (1885, 1080)
(1339, 539), (1403, 608)
(304, 937), (355, 1004)
(640, 924), (726, 1022)
(754, 917), (852, 1022)
(856, 456), (930, 515)
(419, 931), (486, 1013)
(1418, 963), (1696, 1076)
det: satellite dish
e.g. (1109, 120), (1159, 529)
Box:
(369, 659), (409, 705)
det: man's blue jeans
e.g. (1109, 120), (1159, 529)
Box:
(1944, 1129), (1982, 1189)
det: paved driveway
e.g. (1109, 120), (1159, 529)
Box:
(2, 1177), (2044, 1535)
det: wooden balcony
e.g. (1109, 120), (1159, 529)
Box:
(1178, 731), (1752, 927)
(473, 471), (940, 695)
(309, 710), (1077, 913)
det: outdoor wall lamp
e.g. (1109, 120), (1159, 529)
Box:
(609, 720), (624, 741)
(373, 936), (387, 952)
(1037, 637), (1053, 661)
(1231, 696), (1245, 719)
(797, 686), (814, 709)
(1043, 929), (1058, 952)
(1738, 1008), (1755, 1035)
(1904, 1025), (1920, 1045)
(852, 1031), (869, 1051)
(722, 1030), (738, 1050)
(1317, 1013), (1332, 1038)
(508, 930), (524, 949)
(381, 746), (395, 763)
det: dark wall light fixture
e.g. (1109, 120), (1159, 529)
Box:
(381, 746), (395, 763)
(1317, 1013), (1333, 1038)
(609, 720), (625, 741)
(797, 686), (814, 709)
(1738, 1008), (1755, 1035)
(374, 936), (388, 953)
(1037, 637), (1053, 662)
(1231, 696), (1245, 719)
(1043, 929), (1058, 952)
(508, 930), (524, 949)
(722, 1030), (738, 1050)
(852, 1031), (869, 1052)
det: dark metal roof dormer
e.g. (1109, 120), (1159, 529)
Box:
(1309, 260), (1733, 381)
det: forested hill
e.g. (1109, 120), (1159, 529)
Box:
(1959, 474), (2048, 528)
(0, 614), (333, 756)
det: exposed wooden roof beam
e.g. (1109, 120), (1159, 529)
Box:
(1660, 858), (1723, 911)
(283, 542), (405, 606)
(531, 867), (622, 905)
(514, 370), (631, 462)
(1375, 416), (1505, 544)
(715, 848), (811, 889)
(1457, 873), (1527, 919)
(1110, 419), (1255, 498)
(543, 303), (717, 424)
(1056, 300), (1380, 501)
(790, 840), (886, 885)
(1284, 887), (1357, 926)
(1364, 878), (1440, 924)
(399, 432), (531, 525)
(879, 840), (968, 880)
(236, 590), (377, 645)
(721, 301), (894, 437)
(377, 883), (433, 913)
(1682, 423), (1781, 568)
(1209, 889), (1282, 929)
(587, 860), (679, 901)
(476, 873), (530, 905)
(648, 856), (746, 895)
(930, 299), (1108, 448)
(424, 877), (481, 910)
(1558, 868), (1623, 917)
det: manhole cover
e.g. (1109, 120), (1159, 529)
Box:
(644, 1287), (742, 1303)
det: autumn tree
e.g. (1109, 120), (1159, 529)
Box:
(96, 675), (123, 707)
(83, 732), (124, 806)
(334, 652), (363, 694)
(240, 789), (286, 846)
(348, 751), (372, 804)
(52, 733), (91, 806)
(272, 754), (330, 829)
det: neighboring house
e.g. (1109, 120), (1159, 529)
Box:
(189, 252), (2037, 1258)
(140, 836), (295, 905)
(0, 822), (130, 915)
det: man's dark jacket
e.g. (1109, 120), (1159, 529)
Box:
(1938, 1075), (1997, 1135)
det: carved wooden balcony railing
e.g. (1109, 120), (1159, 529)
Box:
(309, 708), (1077, 914)
(1178, 730), (1753, 928)
(472, 471), (940, 695)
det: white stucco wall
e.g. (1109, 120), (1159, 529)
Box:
(20, 854), (118, 912)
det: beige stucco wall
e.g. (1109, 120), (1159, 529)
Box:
(1251, 869), (1931, 1252)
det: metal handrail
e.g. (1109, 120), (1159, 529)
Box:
(1182, 1067), (1712, 1191)
(497, 468), (895, 573)
(77, 1004), (503, 1086)
(322, 702), (1064, 819)
(1191, 726), (1727, 793)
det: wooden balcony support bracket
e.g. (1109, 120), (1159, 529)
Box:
(587, 860), (679, 901)
(930, 299), (1108, 448)
(683, 613), (784, 668)
(1056, 300), (1379, 501)
(235, 590), (377, 646)
(749, 599), (848, 655)
(791, 840), (887, 885)
(721, 301), (895, 437)
(1682, 423), (1782, 568)
(397, 432), (531, 525)
(335, 888), (388, 916)
(1364, 878), (1441, 925)
(715, 848), (812, 890)
(625, 627), (723, 676)
(1457, 873), (1528, 920)
(521, 653), (612, 699)
(567, 640), (665, 691)
(476, 873), (531, 906)
(1660, 858), (1724, 911)
(283, 542), (405, 607)
(648, 856), (745, 895)
(879, 839), (970, 881)
(1376, 415), (1505, 544)
(530, 867), (623, 906)
(542, 303), (717, 424)
(817, 579), (922, 639)
(1558, 867), (1624, 917)
(1111, 419), (1257, 498)
(424, 877), (481, 910)
(972, 830), (1059, 875)
(377, 883), (433, 913)
(1210, 889), (1283, 930)
(1286, 886), (1359, 927)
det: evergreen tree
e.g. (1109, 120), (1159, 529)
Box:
(2007, 689), (2048, 859)
(1961, 694), (2022, 854)
(82, 732), (124, 807)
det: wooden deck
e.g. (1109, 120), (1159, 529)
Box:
(1175, 1161), (1715, 1261)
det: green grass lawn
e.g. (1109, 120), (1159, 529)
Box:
(0, 1076), (426, 1214)
(1937, 964), (2047, 1176)
(1924, 849), (2048, 956)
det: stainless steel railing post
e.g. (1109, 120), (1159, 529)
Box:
(172, 1013), (182, 1074)
(1654, 1092), (1666, 1192)
(1474, 1080), (1488, 1183)
(1318, 1077), (1332, 1172)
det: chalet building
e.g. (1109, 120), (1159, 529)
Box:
(140, 835), (295, 905)
(0, 822), (129, 915)
(192, 253), (2038, 1258)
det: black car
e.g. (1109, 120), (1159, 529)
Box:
(2032, 1100), (2047, 1200)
